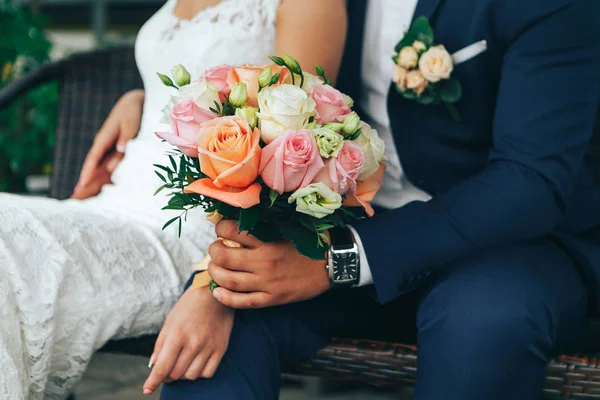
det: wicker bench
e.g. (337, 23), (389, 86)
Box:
(2, 46), (600, 399)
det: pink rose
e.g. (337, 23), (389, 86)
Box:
(155, 100), (215, 157)
(313, 142), (364, 194)
(259, 129), (324, 194)
(200, 65), (234, 102)
(310, 84), (352, 124)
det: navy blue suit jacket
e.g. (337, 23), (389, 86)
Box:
(338, 0), (600, 307)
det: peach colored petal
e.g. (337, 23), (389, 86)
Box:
(185, 179), (262, 209)
(213, 145), (261, 188)
(342, 163), (386, 217)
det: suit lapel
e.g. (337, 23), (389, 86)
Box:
(412, 0), (444, 23)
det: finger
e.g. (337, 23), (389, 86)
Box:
(212, 287), (271, 309)
(200, 353), (223, 379)
(71, 178), (104, 200)
(143, 335), (182, 394)
(208, 261), (259, 292)
(208, 241), (253, 272)
(183, 353), (208, 381)
(166, 348), (196, 381)
(78, 122), (118, 186)
(215, 220), (264, 248)
(116, 118), (139, 152)
(148, 324), (169, 369)
(104, 151), (124, 174)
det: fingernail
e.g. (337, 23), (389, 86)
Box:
(148, 353), (155, 368)
(143, 388), (152, 395)
(213, 289), (222, 301)
(116, 143), (127, 153)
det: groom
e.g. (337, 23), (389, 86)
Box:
(162, 0), (600, 399)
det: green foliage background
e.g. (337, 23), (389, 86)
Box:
(0, 0), (57, 193)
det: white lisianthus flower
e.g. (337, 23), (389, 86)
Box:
(288, 182), (342, 219)
(352, 121), (387, 179)
(313, 127), (344, 158)
(177, 79), (221, 111)
(343, 94), (354, 108)
(256, 84), (317, 143)
(419, 45), (454, 83)
(299, 72), (324, 94)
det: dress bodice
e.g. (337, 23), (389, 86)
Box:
(98, 0), (281, 217)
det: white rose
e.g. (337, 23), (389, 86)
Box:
(299, 72), (324, 94)
(288, 182), (342, 219)
(418, 45), (454, 83)
(412, 40), (427, 53)
(352, 122), (386, 179)
(177, 79), (221, 111)
(398, 46), (419, 69)
(256, 84), (316, 143)
(392, 65), (408, 92)
(406, 70), (428, 95)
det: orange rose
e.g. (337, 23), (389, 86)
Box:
(343, 163), (385, 217)
(227, 64), (290, 107)
(185, 116), (262, 208)
(185, 179), (261, 209)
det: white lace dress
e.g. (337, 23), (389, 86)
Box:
(0, 0), (280, 398)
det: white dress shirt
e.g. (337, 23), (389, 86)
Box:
(353, 0), (432, 286)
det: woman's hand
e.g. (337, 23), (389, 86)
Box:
(143, 286), (235, 395)
(71, 89), (145, 199)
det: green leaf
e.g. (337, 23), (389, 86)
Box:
(154, 184), (167, 196)
(251, 222), (283, 243)
(392, 55), (399, 64)
(416, 92), (437, 105)
(281, 223), (327, 261)
(394, 32), (416, 53)
(440, 78), (463, 104)
(155, 171), (167, 183)
(410, 16), (435, 46)
(239, 207), (262, 233)
(269, 189), (279, 208)
(400, 89), (419, 100)
(162, 216), (180, 230)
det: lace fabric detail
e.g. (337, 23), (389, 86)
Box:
(160, 0), (281, 40)
(0, 0), (281, 396)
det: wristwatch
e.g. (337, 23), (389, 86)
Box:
(327, 227), (360, 288)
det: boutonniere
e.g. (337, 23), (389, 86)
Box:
(392, 16), (462, 122)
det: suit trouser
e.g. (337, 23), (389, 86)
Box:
(161, 238), (589, 400)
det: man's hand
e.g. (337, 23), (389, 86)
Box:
(72, 89), (144, 199)
(143, 286), (234, 395)
(208, 220), (331, 309)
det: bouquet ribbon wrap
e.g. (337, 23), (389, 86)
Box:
(190, 212), (241, 291)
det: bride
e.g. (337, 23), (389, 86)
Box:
(0, 0), (346, 398)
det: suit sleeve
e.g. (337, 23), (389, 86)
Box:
(352, 1), (600, 303)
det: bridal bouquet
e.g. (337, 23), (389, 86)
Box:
(154, 55), (386, 262)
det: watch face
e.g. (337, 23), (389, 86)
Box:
(333, 251), (358, 282)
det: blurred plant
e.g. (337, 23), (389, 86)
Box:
(0, 0), (58, 193)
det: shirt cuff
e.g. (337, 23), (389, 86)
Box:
(347, 225), (374, 287)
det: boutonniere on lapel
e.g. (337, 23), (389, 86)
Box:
(392, 16), (462, 122)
